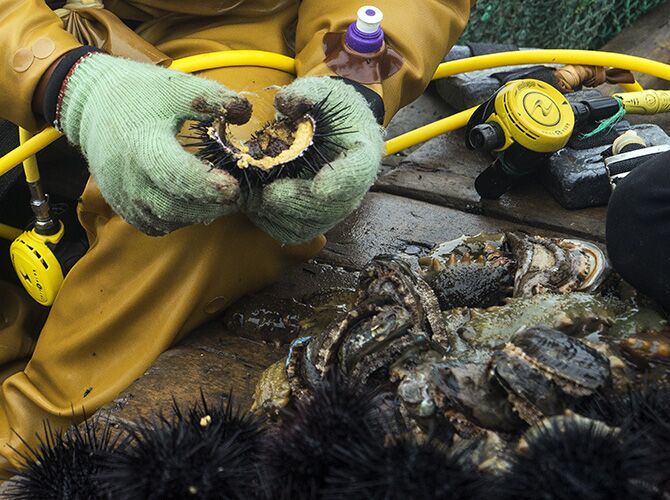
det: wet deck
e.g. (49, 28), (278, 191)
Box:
(98, 4), (670, 424)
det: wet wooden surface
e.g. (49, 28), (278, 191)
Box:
(98, 2), (670, 421)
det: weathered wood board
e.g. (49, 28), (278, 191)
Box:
(375, 133), (608, 241)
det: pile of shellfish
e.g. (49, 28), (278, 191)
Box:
(253, 231), (670, 497)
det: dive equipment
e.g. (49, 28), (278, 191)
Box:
(467, 82), (670, 199)
(9, 129), (69, 306)
(466, 79), (575, 199)
(612, 89), (670, 115)
(10, 223), (65, 306)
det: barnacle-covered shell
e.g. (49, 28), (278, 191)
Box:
(418, 244), (515, 309)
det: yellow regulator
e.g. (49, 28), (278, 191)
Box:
(10, 222), (66, 306)
(465, 79), (576, 200)
(468, 79), (575, 154)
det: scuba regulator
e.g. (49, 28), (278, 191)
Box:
(10, 187), (66, 306)
(466, 79), (575, 199)
(8, 130), (85, 306)
(466, 79), (670, 199)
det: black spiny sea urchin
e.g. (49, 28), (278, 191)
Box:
(577, 382), (670, 491)
(5, 417), (126, 500)
(259, 374), (389, 499)
(101, 393), (265, 500)
(498, 414), (660, 500)
(322, 436), (493, 500)
(191, 94), (353, 192)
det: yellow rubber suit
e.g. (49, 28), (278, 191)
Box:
(0, 0), (470, 472)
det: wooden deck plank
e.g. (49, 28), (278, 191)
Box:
(374, 133), (608, 241)
(320, 191), (578, 268)
(98, 262), (359, 419)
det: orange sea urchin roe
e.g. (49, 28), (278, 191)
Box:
(219, 115), (316, 171)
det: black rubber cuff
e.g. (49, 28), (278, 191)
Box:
(490, 65), (560, 89)
(330, 77), (385, 125)
(466, 42), (519, 56)
(42, 46), (103, 124)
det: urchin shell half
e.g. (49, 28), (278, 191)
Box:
(192, 95), (352, 190)
(209, 114), (317, 171)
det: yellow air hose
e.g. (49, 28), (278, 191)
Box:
(2, 48), (670, 176)
(0, 223), (22, 241)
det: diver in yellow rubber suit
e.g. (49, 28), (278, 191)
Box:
(0, 0), (470, 472)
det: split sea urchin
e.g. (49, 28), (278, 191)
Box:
(192, 94), (353, 191)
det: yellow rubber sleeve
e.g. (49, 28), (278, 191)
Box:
(0, 223), (23, 241)
(3, 49), (670, 178)
(614, 89), (670, 115)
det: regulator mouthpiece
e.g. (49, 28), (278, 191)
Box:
(468, 123), (505, 151)
(345, 6), (385, 53)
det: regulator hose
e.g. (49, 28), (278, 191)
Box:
(3, 48), (670, 175)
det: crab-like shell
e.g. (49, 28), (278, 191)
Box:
(209, 114), (316, 171)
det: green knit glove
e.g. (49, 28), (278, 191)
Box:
(243, 77), (385, 245)
(59, 53), (250, 235)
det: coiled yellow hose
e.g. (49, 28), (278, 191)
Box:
(3, 48), (670, 176)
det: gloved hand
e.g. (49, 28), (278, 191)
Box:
(243, 77), (385, 245)
(58, 53), (250, 235)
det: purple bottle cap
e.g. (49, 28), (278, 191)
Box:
(345, 6), (384, 54)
